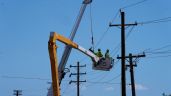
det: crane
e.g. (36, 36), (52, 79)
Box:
(47, 1), (92, 96)
(58, 0), (92, 84)
(48, 32), (113, 96)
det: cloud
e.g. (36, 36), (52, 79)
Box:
(105, 86), (115, 91)
(80, 85), (87, 91)
(135, 84), (148, 90)
(70, 85), (76, 90)
(68, 85), (87, 91)
(129, 83), (148, 90)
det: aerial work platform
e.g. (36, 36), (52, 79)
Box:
(93, 57), (114, 71)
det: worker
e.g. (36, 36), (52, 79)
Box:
(105, 49), (110, 59)
(95, 48), (103, 57)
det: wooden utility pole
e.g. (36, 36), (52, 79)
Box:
(109, 11), (137, 96)
(13, 90), (22, 96)
(129, 53), (136, 96)
(69, 62), (86, 96)
(126, 53), (145, 96)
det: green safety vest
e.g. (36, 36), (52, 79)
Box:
(96, 51), (103, 57)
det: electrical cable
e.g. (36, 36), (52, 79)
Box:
(89, 74), (121, 83)
(86, 81), (120, 85)
(138, 16), (171, 25)
(126, 26), (135, 39)
(145, 44), (171, 53)
(1, 75), (50, 81)
(121, 0), (148, 10)
(86, 74), (121, 86)
(144, 45), (171, 55)
(139, 44), (171, 59)
(95, 10), (120, 48)
(61, 84), (71, 96)
(146, 55), (171, 59)
(146, 50), (171, 55)
(111, 26), (136, 57)
(95, 27), (110, 48)
(102, 73), (121, 83)
(87, 71), (110, 81)
(110, 10), (120, 24)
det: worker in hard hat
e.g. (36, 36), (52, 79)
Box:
(105, 49), (110, 59)
(95, 48), (103, 57)
(105, 49), (114, 65)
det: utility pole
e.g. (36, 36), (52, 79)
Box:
(109, 10), (137, 96)
(129, 53), (136, 96)
(69, 62), (86, 96)
(125, 53), (145, 96)
(13, 90), (22, 96)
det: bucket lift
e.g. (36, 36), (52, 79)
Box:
(48, 32), (114, 96)
(49, 32), (113, 71)
(93, 57), (114, 71)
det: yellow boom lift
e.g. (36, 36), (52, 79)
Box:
(48, 32), (113, 96)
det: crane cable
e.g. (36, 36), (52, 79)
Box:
(89, 4), (95, 51)
(77, 4), (94, 64)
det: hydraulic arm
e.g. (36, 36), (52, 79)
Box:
(48, 32), (113, 96)
(48, 32), (99, 96)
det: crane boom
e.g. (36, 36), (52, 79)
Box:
(58, 0), (92, 84)
(47, 1), (92, 96)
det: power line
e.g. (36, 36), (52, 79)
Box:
(111, 16), (171, 57)
(111, 26), (136, 57)
(138, 16), (171, 25)
(121, 0), (148, 10)
(87, 81), (120, 85)
(110, 10), (120, 24)
(95, 27), (110, 48)
(103, 74), (121, 83)
(146, 44), (171, 53)
(95, 10), (120, 48)
(143, 44), (171, 56)
(87, 71), (111, 82)
(126, 26), (135, 39)
(136, 45), (171, 59)
(1, 75), (50, 81)
(146, 55), (171, 59)
(86, 73), (121, 85)
(146, 50), (171, 55)
(110, 16), (171, 58)
(61, 84), (71, 96)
